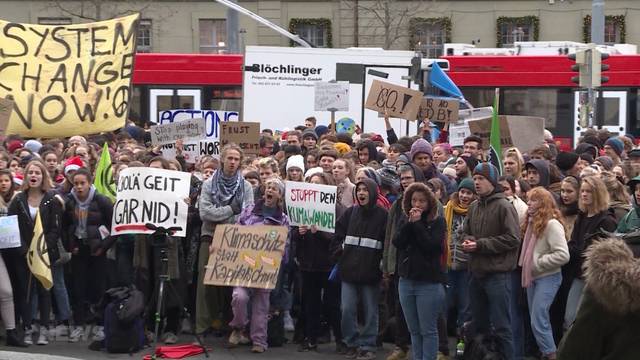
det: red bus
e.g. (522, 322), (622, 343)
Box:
(130, 52), (640, 147)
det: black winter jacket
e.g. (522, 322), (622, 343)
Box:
(293, 228), (334, 272)
(7, 190), (64, 263)
(393, 215), (446, 283)
(63, 192), (114, 252)
(332, 178), (388, 285)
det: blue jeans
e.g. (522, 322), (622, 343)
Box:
(341, 282), (379, 351)
(31, 264), (71, 323)
(469, 272), (515, 360)
(526, 272), (561, 356)
(446, 270), (470, 330)
(399, 278), (445, 360)
(510, 271), (524, 360)
(563, 278), (585, 330)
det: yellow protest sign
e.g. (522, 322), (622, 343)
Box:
(0, 14), (139, 138)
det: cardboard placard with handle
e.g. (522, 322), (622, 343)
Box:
(420, 96), (459, 124)
(220, 122), (261, 155)
(365, 80), (423, 121)
(468, 115), (545, 154)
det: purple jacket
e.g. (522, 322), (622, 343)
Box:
(237, 199), (291, 263)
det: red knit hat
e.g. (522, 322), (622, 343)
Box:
(13, 172), (23, 186)
(7, 140), (23, 154)
(64, 156), (84, 175)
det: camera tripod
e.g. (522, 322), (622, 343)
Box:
(145, 223), (209, 359)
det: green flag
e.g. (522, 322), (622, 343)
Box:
(488, 88), (503, 175)
(95, 143), (116, 201)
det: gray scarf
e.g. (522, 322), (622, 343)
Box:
(71, 185), (96, 239)
(211, 168), (244, 208)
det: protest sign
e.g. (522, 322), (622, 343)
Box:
(111, 167), (191, 237)
(285, 181), (337, 233)
(220, 122), (260, 155)
(365, 80), (423, 121)
(468, 115), (545, 153)
(0, 14), (139, 138)
(420, 97), (459, 124)
(314, 82), (349, 111)
(0, 215), (20, 249)
(448, 123), (471, 147)
(0, 97), (14, 134)
(151, 118), (206, 145)
(156, 109), (239, 163)
(203, 224), (288, 289)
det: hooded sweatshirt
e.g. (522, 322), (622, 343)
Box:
(332, 178), (388, 284)
(616, 175), (640, 233)
(526, 159), (550, 188)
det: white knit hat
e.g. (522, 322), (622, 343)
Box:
(304, 167), (324, 180)
(286, 155), (305, 173)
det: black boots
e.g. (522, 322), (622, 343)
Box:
(6, 328), (28, 347)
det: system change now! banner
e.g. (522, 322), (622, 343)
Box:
(0, 14), (139, 137)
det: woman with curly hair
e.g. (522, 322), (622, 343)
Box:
(519, 187), (570, 360)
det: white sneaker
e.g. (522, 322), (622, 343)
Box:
(92, 326), (105, 341)
(37, 327), (49, 345)
(55, 324), (69, 341)
(163, 332), (178, 344)
(24, 326), (34, 345)
(69, 326), (84, 343)
(284, 311), (295, 332)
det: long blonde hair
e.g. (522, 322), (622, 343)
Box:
(21, 160), (53, 193)
(579, 176), (610, 214)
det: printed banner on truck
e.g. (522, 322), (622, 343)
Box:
(0, 14), (139, 137)
(285, 181), (337, 233)
(111, 167), (191, 237)
(203, 224), (288, 289)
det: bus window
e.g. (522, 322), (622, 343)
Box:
(210, 87), (241, 112)
(502, 88), (573, 137)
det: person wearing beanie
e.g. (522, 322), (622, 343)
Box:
(411, 138), (456, 195)
(574, 143), (599, 160)
(286, 155), (305, 182)
(64, 156), (84, 176)
(462, 162), (520, 360)
(334, 142), (351, 156)
(628, 148), (640, 166)
(304, 167), (324, 180)
(555, 152), (580, 177)
(24, 140), (42, 154)
(594, 156), (614, 172)
(315, 125), (329, 139)
(302, 129), (318, 152)
(604, 137), (624, 165)
(6, 140), (23, 154)
(454, 155), (479, 184)
(443, 177), (477, 333)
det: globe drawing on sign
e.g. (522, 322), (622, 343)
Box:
(336, 117), (356, 136)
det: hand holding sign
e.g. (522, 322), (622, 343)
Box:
(365, 80), (423, 121)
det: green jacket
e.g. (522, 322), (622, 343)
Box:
(616, 207), (640, 233)
(558, 239), (640, 360)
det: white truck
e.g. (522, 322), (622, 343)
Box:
(242, 46), (447, 138)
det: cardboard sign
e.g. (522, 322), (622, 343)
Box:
(157, 109), (239, 163)
(0, 98), (14, 134)
(0, 215), (20, 249)
(220, 122), (260, 155)
(151, 118), (206, 145)
(111, 167), (191, 237)
(365, 80), (423, 121)
(448, 123), (471, 147)
(420, 97), (459, 124)
(285, 181), (337, 233)
(203, 224), (288, 289)
(468, 115), (545, 154)
(314, 82), (349, 111)
(1, 14), (139, 138)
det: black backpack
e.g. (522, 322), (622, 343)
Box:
(267, 311), (286, 347)
(103, 300), (145, 353)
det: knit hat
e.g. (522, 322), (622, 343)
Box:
(472, 162), (499, 188)
(376, 167), (400, 192)
(460, 155), (479, 173)
(302, 129), (318, 141)
(13, 172), (23, 186)
(315, 125), (329, 138)
(24, 139), (42, 154)
(304, 167), (324, 180)
(410, 138), (433, 160)
(629, 148), (640, 159)
(575, 143), (598, 159)
(555, 152), (579, 172)
(595, 156), (614, 171)
(286, 155), (305, 172)
(458, 177), (476, 194)
(6, 140), (23, 154)
(604, 137), (624, 156)
(396, 153), (410, 166)
(334, 142), (351, 156)
(64, 156), (84, 175)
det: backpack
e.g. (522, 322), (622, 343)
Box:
(103, 300), (145, 353)
(267, 311), (286, 347)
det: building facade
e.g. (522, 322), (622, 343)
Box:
(1, 0), (639, 54)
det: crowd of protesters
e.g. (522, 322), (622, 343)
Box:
(0, 115), (639, 360)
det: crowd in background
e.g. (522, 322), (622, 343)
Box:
(0, 115), (639, 360)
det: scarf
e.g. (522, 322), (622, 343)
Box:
(444, 198), (469, 266)
(211, 168), (244, 208)
(518, 208), (537, 288)
(71, 185), (96, 239)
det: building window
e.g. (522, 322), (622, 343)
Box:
(38, 17), (72, 25)
(410, 18), (452, 58)
(496, 16), (539, 47)
(199, 19), (227, 53)
(583, 15), (626, 45)
(289, 19), (332, 48)
(137, 19), (152, 53)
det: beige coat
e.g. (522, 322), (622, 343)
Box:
(531, 218), (570, 279)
